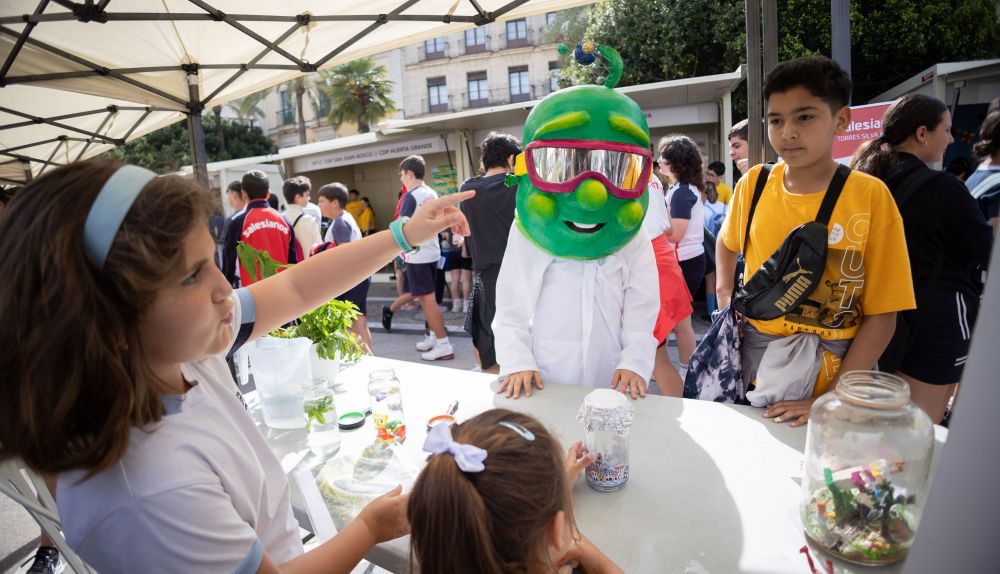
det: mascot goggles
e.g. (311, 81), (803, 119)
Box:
(524, 139), (652, 199)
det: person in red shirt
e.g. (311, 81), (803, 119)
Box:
(221, 170), (299, 286)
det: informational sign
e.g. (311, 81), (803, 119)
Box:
(293, 136), (444, 172)
(833, 101), (894, 163)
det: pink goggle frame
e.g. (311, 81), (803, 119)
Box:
(524, 139), (653, 200)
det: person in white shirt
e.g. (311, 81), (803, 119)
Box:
(282, 177), (323, 259)
(381, 155), (454, 362)
(658, 135), (707, 380)
(0, 158), (474, 574)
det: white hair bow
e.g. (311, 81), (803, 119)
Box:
(422, 422), (487, 473)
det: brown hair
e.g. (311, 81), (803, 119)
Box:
(0, 159), (215, 476)
(317, 182), (349, 208)
(973, 110), (1000, 160)
(851, 94), (948, 180)
(408, 409), (572, 574)
(659, 134), (706, 191)
(729, 119), (749, 142)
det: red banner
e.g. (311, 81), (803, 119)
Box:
(832, 102), (894, 163)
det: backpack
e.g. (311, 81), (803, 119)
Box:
(705, 205), (727, 237)
(732, 164), (851, 321)
(970, 172), (1000, 220)
(288, 213), (306, 263)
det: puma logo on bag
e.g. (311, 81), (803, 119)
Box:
(774, 273), (814, 313)
(781, 258), (813, 283)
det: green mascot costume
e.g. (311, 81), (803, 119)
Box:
(494, 42), (660, 397)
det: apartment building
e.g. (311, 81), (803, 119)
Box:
(402, 12), (562, 117)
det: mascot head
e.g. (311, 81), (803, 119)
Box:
(508, 42), (651, 259)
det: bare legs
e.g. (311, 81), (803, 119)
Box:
(897, 371), (958, 423)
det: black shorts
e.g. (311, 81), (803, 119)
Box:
(444, 251), (472, 271)
(679, 253), (707, 297)
(880, 289), (978, 385)
(336, 277), (371, 316)
(467, 265), (501, 369)
(405, 262), (438, 297)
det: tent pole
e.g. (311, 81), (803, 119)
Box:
(186, 71), (210, 187)
(744, 0), (764, 168)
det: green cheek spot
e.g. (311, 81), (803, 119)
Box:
(575, 180), (608, 211)
(525, 192), (558, 222)
(617, 201), (644, 230)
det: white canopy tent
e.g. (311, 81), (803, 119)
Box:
(0, 0), (592, 186)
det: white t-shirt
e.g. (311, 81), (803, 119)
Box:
(642, 178), (671, 238)
(399, 184), (442, 264)
(285, 204), (323, 259)
(666, 182), (706, 261)
(56, 289), (302, 574)
(324, 210), (363, 245)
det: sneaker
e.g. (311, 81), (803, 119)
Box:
(452, 300), (463, 313)
(421, 342), (455, 361)
(24, 547), (63, 574)
(380, 305), (393, 331)
(415, 334), (436, 352)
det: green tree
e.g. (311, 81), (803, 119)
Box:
(317, 57), (396, 134)
(558, 0), (1000, 108)
(105, 115), (276, 174)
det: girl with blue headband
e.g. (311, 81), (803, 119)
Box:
(0, 159), (473, 573)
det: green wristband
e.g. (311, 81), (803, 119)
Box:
(390, 216), (419, 254)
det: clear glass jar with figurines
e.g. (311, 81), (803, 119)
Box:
(801, 371), (934, 565)
(577, 389), (635, 492)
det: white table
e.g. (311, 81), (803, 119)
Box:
(253, 356), (947, 574)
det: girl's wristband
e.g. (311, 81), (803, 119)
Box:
(390, 216), (419, 254)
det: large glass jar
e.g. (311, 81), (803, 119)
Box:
(801, 371), (934, 565)
(577, 389), (634, 491)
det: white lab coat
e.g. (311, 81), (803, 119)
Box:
(493, 223), (660, 387)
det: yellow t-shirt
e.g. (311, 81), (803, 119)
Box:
(356, 207), (375, 233)
(720, 162), (916, 342)
(345, 200), (364, 220)
(715, 182), (733, 205)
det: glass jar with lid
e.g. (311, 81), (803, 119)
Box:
(801, 371), (934, 565)
(577, 389), (635, 492)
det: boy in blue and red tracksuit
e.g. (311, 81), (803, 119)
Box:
(222, 170), (299, 287)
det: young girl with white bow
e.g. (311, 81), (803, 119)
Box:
(409, 409), (622, 574)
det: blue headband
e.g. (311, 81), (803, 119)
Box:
(83, 165), (157, 269)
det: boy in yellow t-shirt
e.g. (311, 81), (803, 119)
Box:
(716, 56), (915, 426)
(706, 161), (732, 204)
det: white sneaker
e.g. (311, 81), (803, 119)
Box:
(462, 299), (470, 314)
(415, 334), (436, 352)
(452, 300), (463, 313)
(421, 342), (455, 361)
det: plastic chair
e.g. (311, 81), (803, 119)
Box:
(0, 459), (95, 573)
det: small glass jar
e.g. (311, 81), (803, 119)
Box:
(577, 389), (635, 492)
(302, 378), (340, 457)
(368, 368), (406, 444)
(801, 371), (934, 565)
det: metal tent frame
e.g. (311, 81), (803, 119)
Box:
(0, 0), (588, 186)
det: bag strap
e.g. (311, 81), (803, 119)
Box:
(741, 163), (773, 254)
(814, 164), (851, 225)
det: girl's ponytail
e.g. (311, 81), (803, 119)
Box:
(408, 409), (572, 574)
(850, 136), (896, 180)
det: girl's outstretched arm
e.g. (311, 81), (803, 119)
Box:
(247, 191), (473, 339)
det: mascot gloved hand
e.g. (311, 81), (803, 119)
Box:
(494, 43), (660, 400)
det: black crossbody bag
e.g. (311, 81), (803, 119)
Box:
(732, 164), (851, 321)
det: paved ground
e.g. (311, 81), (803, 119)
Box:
(1, 271), (710, 572)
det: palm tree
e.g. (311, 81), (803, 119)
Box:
(317, 58), (396, 134)
(230, 91), (267, 128)
(211, 104), (226, 155)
